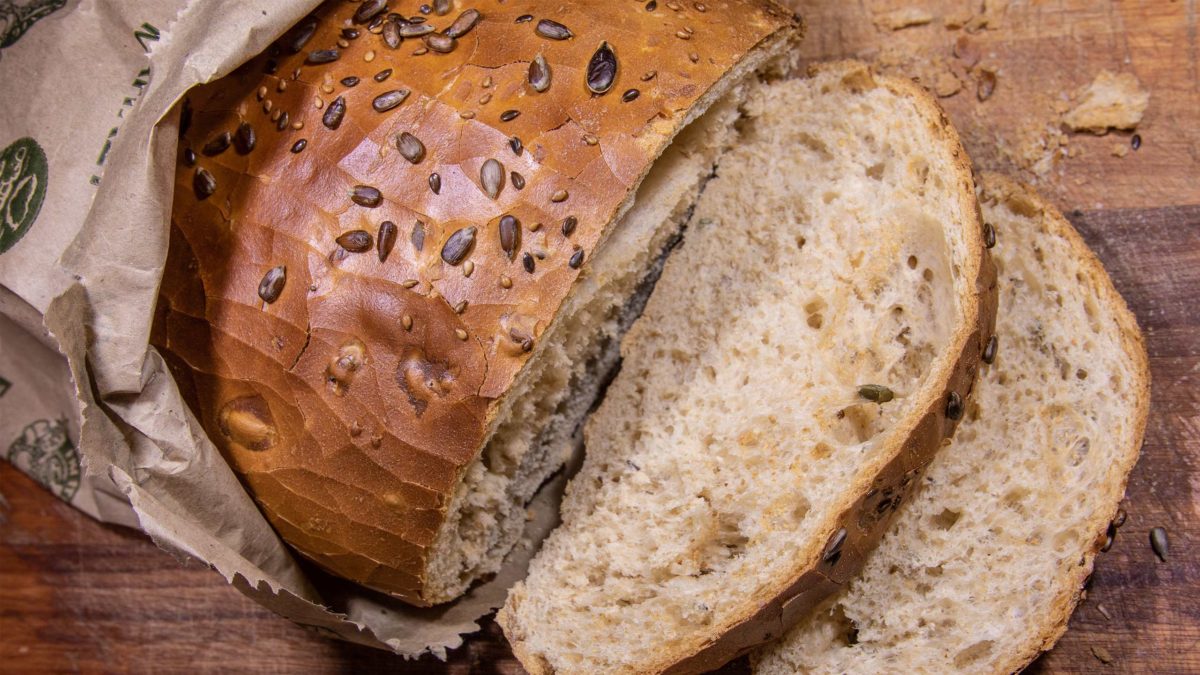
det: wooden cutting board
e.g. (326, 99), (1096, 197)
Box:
(1, 1), (1196, 672)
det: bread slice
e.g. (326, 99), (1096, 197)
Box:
(753, 174), (1150, 674)
(499, 61), (997, 674)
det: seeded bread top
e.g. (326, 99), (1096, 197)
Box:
(154, 0), (798, 604)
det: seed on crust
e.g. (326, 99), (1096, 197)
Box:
(499, 214), (520, 259)
(202, 131), (231, 156)
(586, 42), (617, 95)
(337, 229), (374, 252)
(258, 266), (287, 303)
(193, 168), (216, 199)
(535, 19), (572, 40)
(425, 32), (457, 52)
(351, 185), (383, 207)
(428, 173), (442, 194)
(481, 158), (504, 199)
(378, 221), (398, 262)
(444, 9), (481, 38)
(373, 89), (410, 112)
(529, 54), (551, 92)
(441, 226), (477, 265)
(397, 132), (426, 163)
(323, 96), (346, 129)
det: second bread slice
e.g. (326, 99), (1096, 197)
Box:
(500, 61), (997, 674)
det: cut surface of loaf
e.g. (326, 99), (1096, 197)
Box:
(499, 62), (996, 674)
(753, 174), (1150, 675)
(154, 0), (798, 605)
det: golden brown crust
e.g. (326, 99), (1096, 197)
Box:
(500, 60), (998, 675)
(155, 0), (799, 604)
(976, 173), (1150, 675)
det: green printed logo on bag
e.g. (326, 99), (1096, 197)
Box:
(7, 418), (81, 501)
(0, 136), (47, 254)
(0, 0), (67, 49)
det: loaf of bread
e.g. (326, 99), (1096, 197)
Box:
(154, 0), (800, 605)
(753, 174), (1150, 674)
(498, 61), (998, 674)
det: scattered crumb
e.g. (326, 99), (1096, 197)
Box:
(1111, 144), (1129, 158)
(953, 36), (982, 68)
(1097, 603), (1112, 620)
(965, 0), (1009, 33)
(934, 70), (963, 97)
(976, 68), (998, 101)
(1091, 645), (1115, 665)
(1063, 70), (1150, 134)
(943, 9), (973, 30)
(874, 8), (934, 31)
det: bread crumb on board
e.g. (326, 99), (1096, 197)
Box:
(873, 8), (934, 31)
(1063, 70), (1150, 134)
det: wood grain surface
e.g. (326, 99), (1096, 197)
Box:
(2, 0), (1197, 672)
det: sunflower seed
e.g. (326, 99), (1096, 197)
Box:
(499, 214), (520, 259)
(441, 226), (476, 265)
(444, 9), (481, 38)
(946, 391), (964, 420)
(1113, 508), (1127, 528)
(536, 19), (572, 40)
(622, 88), (640, 102)
(373, 89), (410, 112)
(291, 139), (307, 153)
(1150, 527), (1168, 561)
(351, 185), (383, 207)
(645, 0), (657, 9)
(586, 42), (617, 94)
(569, 249), (584, 269)
(511, 171), (525, 190)
(378, 221), (397, 262)
(202, 131), (231, 156)
(428, 173), (441, 194)
(983, 335), (998, 364)
(500, 109), (520, 122)
(1102, 523), (1117, 552)
(233, 123), (256, 154)
(515, 13), (533, 23)
(434, 0), (451, 15)
(857, 384), (894, 403)
(529, 54), (552, 92)
(183, 148), (196, 166)
(399, 22), (435, 37)
(193, 168), (216, 199)
(382, 20), (402, 48)
(1091, 646), (1114, 665)
(522, 252), (535, 273)
(408, 15), (427, 23)
(641, 70), (657, 81)
(481, 158), (504, 199)
(284, 18), (319, 53)
(463, 260), (474, 277)
(275, 111), (289, 131)
(822, 527), (847, 564)
(396, 132), (426, 163)
(354, 0), (387, 23)
(455, 328), (468, 341)
(561, 216), (577, 236)
(306, 49), (340, 64)
(374, 68), (393, 82)
(550, 189), (568, 202)
(323, 96), (346, 129)
(401, 279), (419, 289)
(984, 223), (996, 249)
(1131, 134), (1142, 151)
(337, 230), (374, 252)
(341, 28), (360, 40)
(425, 32), (457, 52)
(258, 266), (286, 303)
(411, 220), (426, 251)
